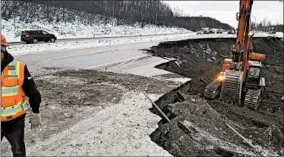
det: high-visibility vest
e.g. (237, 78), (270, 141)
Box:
(1, 60), (29, 122)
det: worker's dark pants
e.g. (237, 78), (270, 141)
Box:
(1, 114), (26, 157)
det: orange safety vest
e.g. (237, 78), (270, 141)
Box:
(1, 60), (29, 122)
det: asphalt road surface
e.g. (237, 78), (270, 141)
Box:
(16, 35), (192, 76)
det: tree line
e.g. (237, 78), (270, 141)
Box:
(2, 0), (234, 31)
(251, 19), (283, 32)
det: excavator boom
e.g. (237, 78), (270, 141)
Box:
(235, 0), (253, 79)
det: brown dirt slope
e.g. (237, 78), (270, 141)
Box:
(147, 37), (284, 156)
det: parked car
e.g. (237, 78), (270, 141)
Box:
(217, 29), (223, 34)
(208, 30), (215, 34)
(203, 30), (210, 34)
(21, 30), (57, 44)
(227, 29), (235, 34)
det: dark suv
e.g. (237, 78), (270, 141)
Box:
(21, 30), (57, 44)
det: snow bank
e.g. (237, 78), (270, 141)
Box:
(275, 32), (283, 37)
(253, 32), (282, 38)
(1, 18), (191, 42)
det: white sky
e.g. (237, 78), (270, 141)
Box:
(164, 1), (283, 28)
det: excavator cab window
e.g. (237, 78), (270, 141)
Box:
(248, 67), (260, 78)
(245, 66), (261, 88)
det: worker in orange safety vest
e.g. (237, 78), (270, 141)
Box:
(1, 34), (42, 157)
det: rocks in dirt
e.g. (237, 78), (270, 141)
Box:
(180, 46), (190, 53)
(64, 113), (74, 118)
(49, 106), (56, 110)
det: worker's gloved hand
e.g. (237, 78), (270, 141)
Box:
(29, 112), (41, 130)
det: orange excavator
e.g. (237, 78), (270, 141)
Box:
(204, 0), (266, 110)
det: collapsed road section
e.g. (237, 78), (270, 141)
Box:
(147, 37), (283, 156)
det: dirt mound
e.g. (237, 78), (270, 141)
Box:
(147, 37), (284, 156)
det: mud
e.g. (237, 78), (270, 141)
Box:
(147, 37), (284, 156)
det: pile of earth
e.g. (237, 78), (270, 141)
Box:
(146, 37), (284, 156)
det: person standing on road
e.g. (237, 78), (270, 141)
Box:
(1, 34), (42, 157)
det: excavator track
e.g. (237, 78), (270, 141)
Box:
(221, 72), (242, 104)
(244, 89), (262, 111)
(203, 80), (221, 99)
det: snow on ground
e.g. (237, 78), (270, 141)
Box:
(1, 18), (191, 42)
(24, 91), (172, 156)
(254, 31), (283, 38)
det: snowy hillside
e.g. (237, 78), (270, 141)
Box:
(1, 18), (191, 43)
(1, 1), (191, 42)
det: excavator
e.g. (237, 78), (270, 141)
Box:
(203, 0), (266, 110)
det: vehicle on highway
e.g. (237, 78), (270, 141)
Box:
(227, 29), (236, 34)
(208, 30), (215, 34)
(216, 29), (223, 34)
(197, 30), (209, 35)
(21, 30), (57, 44)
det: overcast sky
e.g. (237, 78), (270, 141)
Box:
(164, 1), (283, 28)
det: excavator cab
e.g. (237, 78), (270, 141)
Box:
(245, 60), (265, 89)
(245, 66), (261, 89)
